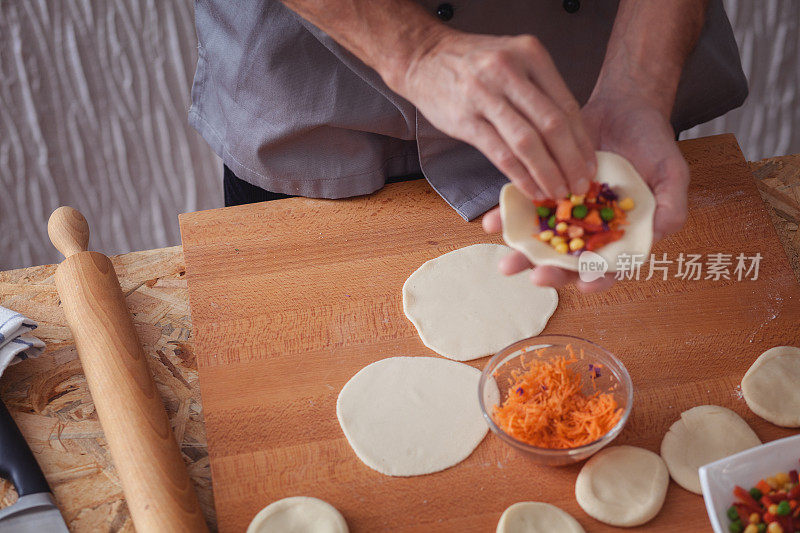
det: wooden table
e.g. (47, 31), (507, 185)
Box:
(1, 147), (799, 532)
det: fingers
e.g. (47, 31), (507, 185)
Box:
(650, 154), (690, 240)
(505, 79), (594, 195)
(482, 100), (568, 199)
(481, 207), (502, 233)
(530, 265), (616, 293)
(469, 119), (546, 200)
(499, 250), (533, 275)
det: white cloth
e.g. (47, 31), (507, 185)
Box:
(0, 306), (44, 378)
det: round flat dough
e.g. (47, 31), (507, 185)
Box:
(402, 244), (558, 361)
(246, 496), (348, 533)
(500, 151), (656, 272)
(496, 502), (585, 533)
(575, 445), (669, 527)
(336, 356), (496, 476)
(742, 346), (800, 427)
(660, 405), (761, 494)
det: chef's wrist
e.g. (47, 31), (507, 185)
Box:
(380, 23), (457, 95)
(591, 58), (681, 120)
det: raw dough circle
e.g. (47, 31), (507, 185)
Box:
(402, 244), (558, 361)
(742, 346), (800, 427)
(336, 356), (496, 476)
(496, 502), (585, 533)
(575, 445), (669, 527)
(660, 405), (761, 494)
(500, 151), (656, 272)
(246, 496), (348, 533)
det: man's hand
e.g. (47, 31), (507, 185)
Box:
(483, 0), (705, 292)
(481, 92), (689, 292)
(392, 32), (597, 200)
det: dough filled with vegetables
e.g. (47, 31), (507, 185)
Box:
(660, 405), (761, 494)
(496, 502), (584, 533)
(403, 244), (558, 361)
(575, 445), (669, 527)
(336, 356), (497, 476)
(246, 496), (348, 533)
(742, 346), (800, 427)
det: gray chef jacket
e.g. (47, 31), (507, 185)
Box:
(189, 0), (746, 220)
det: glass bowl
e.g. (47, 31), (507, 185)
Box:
(478, 334), (633, 466)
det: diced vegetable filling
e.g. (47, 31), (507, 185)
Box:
(534, 182), (634, 254)
(727, 466), (800, 533)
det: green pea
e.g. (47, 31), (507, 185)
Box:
(600, 206), (615, 221)
(547, 215), (556, 229)
(726, 506), (739, 521)
(572, 204), (588, 219)
(777, 499), (791, 515)
(749, 487), (763, 500)
(728, 519), (743, 533)
(756, 523), (766, 533)
(537, 206), (552, 218)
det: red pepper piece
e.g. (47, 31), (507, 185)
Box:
(735, 485), (763, 509)
(734, 502), (759, 520)
(764, 512), (776, 522)
(772, 491), (789, 502)
(568, 218), (604, 233)
(586, 182), (602, 202)
(762, 494), (775, 508)
(790, 484), (800, 499)
(585, 230), (625, 252)
(790, 469), (799, 484)
(533, 199), (557, 209)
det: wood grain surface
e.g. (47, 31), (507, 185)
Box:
(178, 134), (800, 532)
(1, 134), (799, 532)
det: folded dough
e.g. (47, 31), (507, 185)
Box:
(246, 496), (348, 533)
(742, 346), (800, 427)
(575, 445), (669, 527)
(660, 405), (761, 493)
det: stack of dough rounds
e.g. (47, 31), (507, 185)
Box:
(336, 356), (497, 476)
(660, 405), (761, 493)
(402, 244), (558, 361)
(575, 446), (669, 527)
(742, 346), (800, 427)
(246, 496), (348, 533)
(496, 502), (584, 533)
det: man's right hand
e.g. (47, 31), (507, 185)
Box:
(390, 31), (597, 199)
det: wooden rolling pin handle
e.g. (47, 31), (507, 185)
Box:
(48, 207), (208, 532)
(48, 206), (90, 258)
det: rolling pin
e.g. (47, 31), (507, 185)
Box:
(48, 206), (208, 532)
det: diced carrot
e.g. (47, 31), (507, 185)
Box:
(761, 494), (775, 508)
(586, 182), (602, 202)
(584, 209), (602, 226)
(585, 230), (624, 252)
(757, 479), (773, 494)
(555, 200), (573, 221)
(763, 512), (776, 522)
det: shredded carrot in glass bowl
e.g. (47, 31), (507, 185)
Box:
(491, 345), (623, 450)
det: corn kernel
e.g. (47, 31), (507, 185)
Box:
(539, 230), (555, 242)
(768, 504), (779, 515)
(569, 238), (585, 252)
(618, 197), (635, 211)
(567, 225), (584, 239)
(555, 221), (569, 234)
(554, 242), (569, 254)
(749, 513), (761, 524)
(775, 472), (790, 487)
(744, 524), (759, 533)
(767, 476), (779, 489)
(550, 236), (566, 247)
(570, 194), (585, 205)
(767, 522), (783, 533)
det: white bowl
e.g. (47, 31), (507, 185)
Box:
(699, 434), (800, 533)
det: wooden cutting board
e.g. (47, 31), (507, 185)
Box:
(179, 134), (800, 532)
